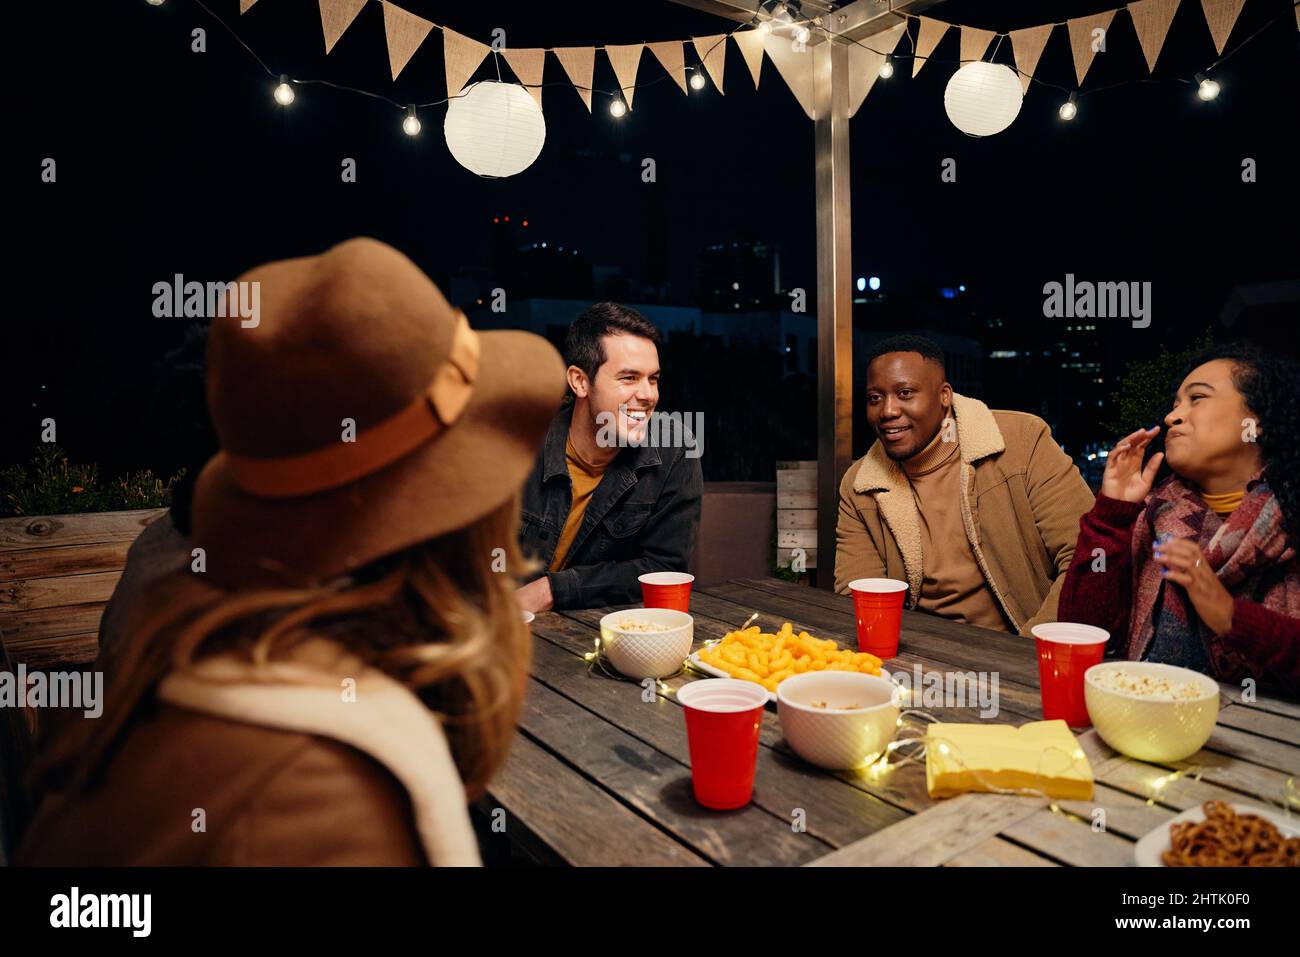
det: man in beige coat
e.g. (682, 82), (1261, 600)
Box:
(835, 335), (1094, 637)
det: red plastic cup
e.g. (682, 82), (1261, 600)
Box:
(676, 678), (768, 810)
(848, 578), (908, 658)
(1031, 622), (1110, 727)
(639, 571), (695, 612)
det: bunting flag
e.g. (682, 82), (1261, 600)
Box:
(443, 27), (490, 98)
(503, 48), (546, 107)
(848, 21), (906, 117)
(1128, 0), (1181, 72)
(239, 0), (259, 13)
(1068, 10), (1118, 85)
(912, 17), (951, 77)
(381, 2), (434, 81)
(764, 34), (815, 118)
(554, 46), (595, 111)
(693, 34), (727, 95)
(1009, 24), (1054, 93)
(647, 40), (688, 94)
(959, 26), (996, 63)
(734, 28), (766, 89)
(319, 0), (368, 55)
(605, 43), (644, 109)
(1200, 0), (1246, 54)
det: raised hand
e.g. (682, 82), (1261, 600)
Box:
(1101, 427), (1165, 503)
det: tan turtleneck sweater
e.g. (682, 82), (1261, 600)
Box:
(903, 427), (1009, 631)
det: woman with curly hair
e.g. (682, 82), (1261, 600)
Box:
(1058, 344), (1300, 697)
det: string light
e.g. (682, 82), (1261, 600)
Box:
(757, 21), (772, 35)
(1195, 72), (1221, 100)
(792, 24), (811, 44)
(689, 68), (706, 91)
(879, 56), (894, 79)
(402, 105), (421, 136)
(1059, 91), (1079, 121)
(146, 0), (165, 6)
(273, 74), (295, 106)
(609, 97), (627, 118)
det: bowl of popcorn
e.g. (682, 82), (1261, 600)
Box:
(599, 609), (694, 680)
(1084, 661), (1220, 762)
(776, 671), (900, 770)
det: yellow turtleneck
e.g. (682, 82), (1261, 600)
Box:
(1200, 489), (1244, 516)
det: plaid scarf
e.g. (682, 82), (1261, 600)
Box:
(1128, 474), (1299, 676)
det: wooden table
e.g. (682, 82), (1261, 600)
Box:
(482, 577), (1300, 867)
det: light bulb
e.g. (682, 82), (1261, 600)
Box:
(758, 21), (772, 35)
(273, 75), (295, 106)
(1059, 100), (1077, 121)
(879, 58), (894, 79)
(1197, 75), (1220, 101)
(689, 71), (706, 91)
(793, 24), (810, 44)
(609, 98), (627, 118)
(146, 0), (165, 6)
(402, 114), (421, 136)
(773, 3), (792, 25)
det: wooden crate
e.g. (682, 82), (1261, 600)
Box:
(775, 461), (816, 569)
(0, 509), (165, 669)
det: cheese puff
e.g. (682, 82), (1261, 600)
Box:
(809, 659), (828, 671)
(722, 646), (747, 666)
(770, 651), (794, 672)
(771, 636), (787, 658)
(794, 654), (811, 673)
(769, 668), (795, 685)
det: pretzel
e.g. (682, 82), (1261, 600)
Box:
(1161, 801), (1299, 867)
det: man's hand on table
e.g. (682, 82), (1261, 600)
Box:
(517, 575), (554, 614)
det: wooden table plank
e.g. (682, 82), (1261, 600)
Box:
(0, 509), (165, 549)
(945, 837), (1061, 867)
(1, 570), (123, 612)
(1000, 808), (1137, 867)
(486, 731), (708, 867)
(517, 666), (830, 865)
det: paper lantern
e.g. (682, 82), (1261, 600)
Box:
(943, 62), (1023, 137)
(444, 81), (546, 178)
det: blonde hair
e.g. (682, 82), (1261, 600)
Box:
(33, 495), (533, 803)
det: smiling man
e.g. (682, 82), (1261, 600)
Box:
(835, 335), (1094, 636)
(516, 303), (702, 612)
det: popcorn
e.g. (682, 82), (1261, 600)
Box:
(1091, 668), (1205, 701)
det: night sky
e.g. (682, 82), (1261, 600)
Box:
(8, 0), (1299, 481)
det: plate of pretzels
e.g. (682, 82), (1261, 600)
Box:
(1135, 800), (1300, 867)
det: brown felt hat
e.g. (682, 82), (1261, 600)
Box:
(191, 237), (565, 589)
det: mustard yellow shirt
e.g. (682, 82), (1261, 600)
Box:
(1200, 489), (1244, 515)
(549, 437), (610, 572)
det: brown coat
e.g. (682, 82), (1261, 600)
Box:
(834, 394), (1095, 636)
(16, 640), (480, 866)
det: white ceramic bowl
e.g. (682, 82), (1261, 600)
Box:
(1084, 661), (1220, 763)
(599, 608), (694, 680)
(777, 671), (900, 770)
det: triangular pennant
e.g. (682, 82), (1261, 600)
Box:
(1200, 0), (1246, 54)
(319, 0), (368, 55)
(1295, 1), (1299, 31)
(848, 21), (906, 117)
(959, 26), (996, 63)
(1009, 24), (1053, 93)
(734, 28), (766, 88)
(692, 34), (727, 95)
(1068, 10), (1118, 86)
(239, 0), (259, 13)
(647, 41), (688, 94)
(554, 47), (595, 111)
(503, 48), (546, 108)
(763, 33), (815, 118)
(604, 43), (644, 109)
(1127, 0), (1181, 72)
(444, 27), (491, 98)
(912, 16), (951, 77)
(381, 2), (434, 81)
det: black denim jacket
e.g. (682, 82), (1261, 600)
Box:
(519, 406), (703, 610)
